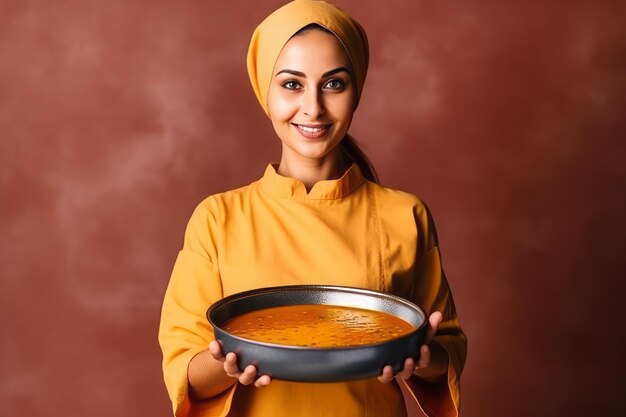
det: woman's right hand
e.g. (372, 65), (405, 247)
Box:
(208, 341), (272, 388)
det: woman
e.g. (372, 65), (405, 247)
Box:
(159, 1), (466, 416)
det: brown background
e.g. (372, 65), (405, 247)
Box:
(1, 0), (625, 416)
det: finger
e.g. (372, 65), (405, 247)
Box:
(238, 365), (258, 385)
(425, 311), (443, 343)
(397, 357), (416, 380)
(208, 341), (225, 361)
(417, 344), (431, 369)
(223, 352), (241, 376)
(377, 365), (395, 383)
(254, 374), (272, 388)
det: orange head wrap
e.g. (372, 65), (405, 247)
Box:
(247, 0), (369, 117)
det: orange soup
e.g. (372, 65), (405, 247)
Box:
(222, 304), (414, 348)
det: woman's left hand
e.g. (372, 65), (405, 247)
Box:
(377, 311), (443, 383)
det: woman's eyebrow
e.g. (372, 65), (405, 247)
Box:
(274, 67), (350, 78)
(275, 69), (306, 77)
(322, 67), (350, 78)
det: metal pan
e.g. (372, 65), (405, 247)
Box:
(207, 285), (427, 382)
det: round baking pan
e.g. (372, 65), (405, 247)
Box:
(207, 285), (427, 382)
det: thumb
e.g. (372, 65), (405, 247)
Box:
(425, 311), (443, 343)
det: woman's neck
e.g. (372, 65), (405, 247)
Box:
(277, 148), (350, 192)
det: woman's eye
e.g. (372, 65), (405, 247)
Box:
(324, 79), (345, 90)
(282, 81), (301, 90)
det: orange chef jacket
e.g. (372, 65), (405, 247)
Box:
(159, 163), (467, 416)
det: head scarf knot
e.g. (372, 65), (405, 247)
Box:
(247, 0), (369, 117)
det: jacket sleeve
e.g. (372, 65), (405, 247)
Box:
(158, 199), (236, 416)
(402, 203), (468, 417)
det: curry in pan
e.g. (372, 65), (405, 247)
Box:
(222, 304), (415, 348)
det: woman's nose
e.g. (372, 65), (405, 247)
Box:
(302, 88), (325, 118)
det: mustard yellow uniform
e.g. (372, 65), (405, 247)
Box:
(159, 164), (466, 416)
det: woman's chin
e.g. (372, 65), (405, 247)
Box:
(283, 143), (340, 162)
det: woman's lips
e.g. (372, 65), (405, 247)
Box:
(292, 123), (331, 139)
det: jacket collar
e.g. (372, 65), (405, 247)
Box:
(259, 163), (366, 200)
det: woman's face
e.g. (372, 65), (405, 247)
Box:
(267, 29), (356, 163)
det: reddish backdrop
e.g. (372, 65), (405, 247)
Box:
(1, 1), (625, 416)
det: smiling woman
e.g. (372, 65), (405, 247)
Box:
(267, 26), (356, 188)
(158, 1), (466, 417)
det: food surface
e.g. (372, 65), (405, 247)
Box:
(222, 304), (415, 348)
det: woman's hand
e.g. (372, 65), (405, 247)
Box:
(377, 311), (444, 383)
(208, 341), (272, 388)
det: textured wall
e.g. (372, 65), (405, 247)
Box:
(1, 1), (625, 416)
